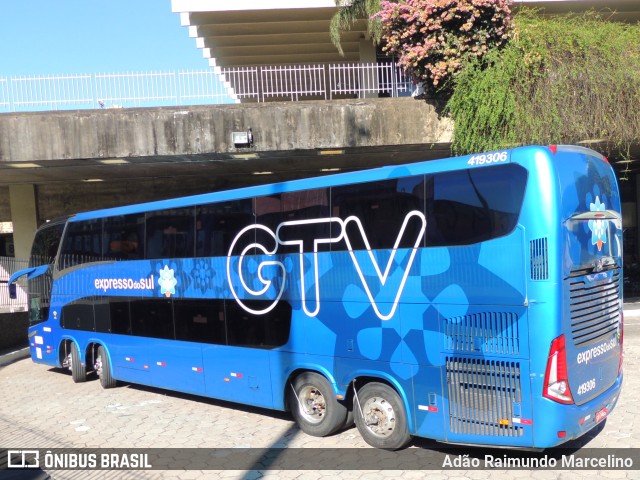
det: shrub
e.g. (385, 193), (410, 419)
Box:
(446, 10), (640, 161)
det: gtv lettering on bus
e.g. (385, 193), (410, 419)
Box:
(226, 211), (427, 320)
(94, 276), (155, 293)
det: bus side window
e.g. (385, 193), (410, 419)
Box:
(278, 188), (331, 254)
(146, 207), (195, 259)
(425, 164), (527, 246)
(130, 298), (173, 339)
(196, 199), (254, 257)
(58, 219), (103, 269)
(224, 300), (291, 349)
(174, 299), (226, 345)
(331, 177), (425, 251)
(110, 297), (132, 335)
(104, 214), (145, 260)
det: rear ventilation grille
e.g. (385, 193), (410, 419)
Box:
(569, 268), (621, 346)
(530, 237), (549, 280)
(444, 312), (520, 355)
(446, 357), (524, 437)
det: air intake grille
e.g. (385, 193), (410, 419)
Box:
(444, 312), (520, 355)
(530, 237), (549, 280)
(446, 357), (523, 437)
(569, 269), (621, 347)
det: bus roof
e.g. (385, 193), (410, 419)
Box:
(69, 145), (565, 223)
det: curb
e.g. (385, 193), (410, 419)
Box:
(0, 347), (30, 368)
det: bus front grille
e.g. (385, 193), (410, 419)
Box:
(569, 269), (621, 347)
(446, 357), (524, 437)
(444, 311), (520, 355)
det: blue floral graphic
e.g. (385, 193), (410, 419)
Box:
(588, 196), (607, 251)
(191, 258), (214, 294)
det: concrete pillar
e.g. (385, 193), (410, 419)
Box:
(9, 184), (38, 260)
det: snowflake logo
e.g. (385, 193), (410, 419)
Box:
(158, 265), (178, 297)
(588, 196), (608, 252)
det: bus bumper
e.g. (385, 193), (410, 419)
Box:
(533, 373), (623, 448)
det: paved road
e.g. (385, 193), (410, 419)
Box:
(1, 307), (639, 480)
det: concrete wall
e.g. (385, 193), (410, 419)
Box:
(0, 99), (451, 162)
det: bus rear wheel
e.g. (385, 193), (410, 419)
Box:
(289, 372), (347, 437)
(70, 342), (87, 383)
(354, 382), (411, 450)
(95, 346), (117, 389)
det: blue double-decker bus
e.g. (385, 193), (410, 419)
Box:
(9, 145), (623, 450)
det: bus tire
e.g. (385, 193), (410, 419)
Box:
(354, 382), (411, 450)
(70, 342), (87, 383)
(96, 346), (117, 389)
(289, 372), (347, 437)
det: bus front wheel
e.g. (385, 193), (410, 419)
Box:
(70, 342), (87, 383)
(289, 372), (347, 437)
(354, 382), (411, 450)
(95, 346), (117, 389)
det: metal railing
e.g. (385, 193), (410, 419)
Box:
(0, 63), (414, 112)
(0, 257), (28, 313)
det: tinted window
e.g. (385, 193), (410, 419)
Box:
(110, 297), (131, 335)
(94, 298), (111, 333)
(130, 298), (174, 339)
(174, 299), (226, 344)
(278, 189), (332, 253)
(196, 199), (254, 257)
(225, 300), (292, 349)
(59, 219), (103, 269)
(60, 296), (292, 349)
(425, 164), (527, 246)
(331, 176), (425, 250)
(146, 207), (195, 259)
(61, 298), (95, 331)
(104, 214), (145, 260)
(30, 221), (66, 267)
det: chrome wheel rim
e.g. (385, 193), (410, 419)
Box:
(362, 396), (396, 438)
(297, 385), (326, 424)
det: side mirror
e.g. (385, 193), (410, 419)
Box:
(8, 283), (17, 300)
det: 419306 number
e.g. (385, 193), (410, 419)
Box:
(467, 151), (508, 166)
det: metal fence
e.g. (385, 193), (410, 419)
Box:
(0, 63), (414, 112)
(0, 257), (28, 314)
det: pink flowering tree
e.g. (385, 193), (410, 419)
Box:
(375, 0), (513, 95)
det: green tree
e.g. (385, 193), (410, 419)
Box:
(330, 0), (386, 56)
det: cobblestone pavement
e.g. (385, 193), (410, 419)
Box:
(1, 307), (639, 480)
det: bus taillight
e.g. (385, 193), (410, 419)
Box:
(543, 334), (574, 405)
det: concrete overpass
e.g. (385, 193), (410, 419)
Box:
(0, 98), (452, 258)
(172, 0), (640, 69)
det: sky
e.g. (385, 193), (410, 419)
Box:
(0, 0), (208, 76)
